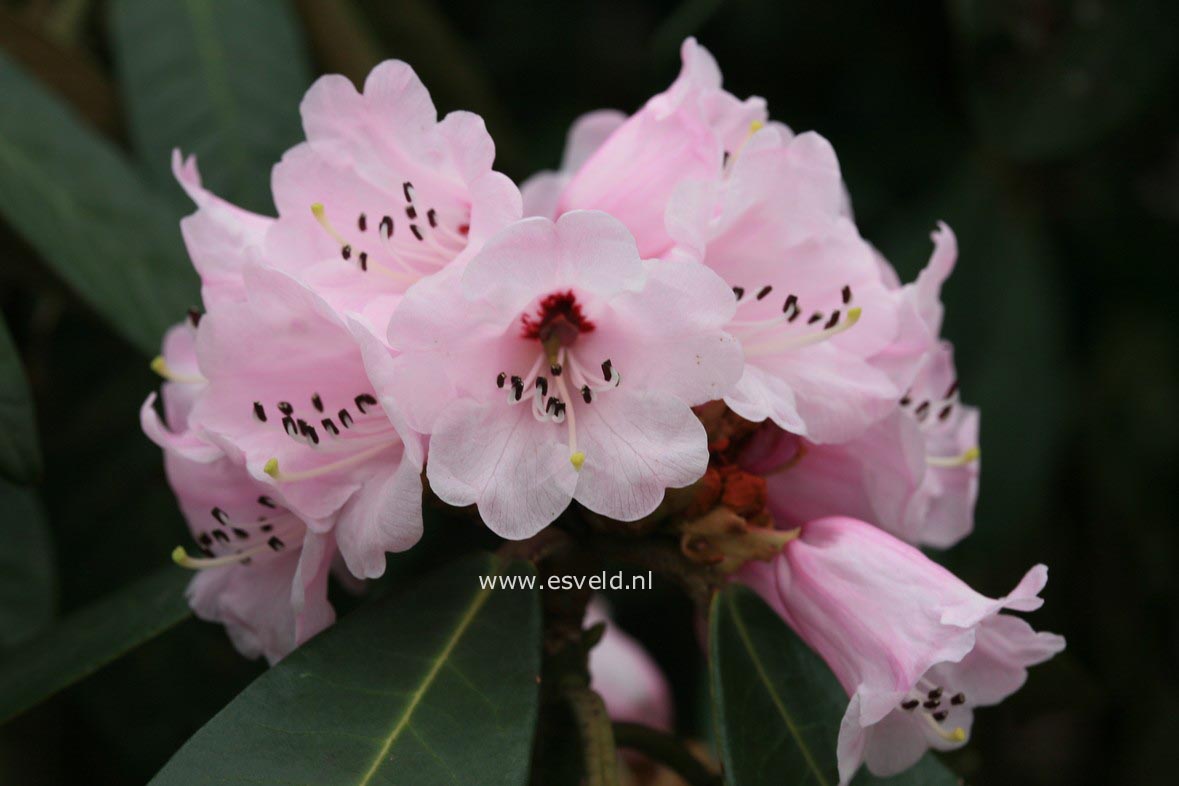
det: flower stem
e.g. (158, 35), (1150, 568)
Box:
(567, 687), (620, 786)
(613, 722), (724, 786)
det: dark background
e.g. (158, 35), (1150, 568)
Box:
(1, 1), (1177, 783)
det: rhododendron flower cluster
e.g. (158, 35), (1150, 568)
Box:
(142, 37), (1062, 781)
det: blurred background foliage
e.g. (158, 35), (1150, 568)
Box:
(0, 0), (1176, 783)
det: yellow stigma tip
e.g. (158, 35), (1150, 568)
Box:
(311, 202), (325, 217)
(150, 355), (168, 377)
(749, 120), (765, 133)
(846, 306), (863, 326)
(570, 451), (586, 471)
(264, 458), (280, 478)
(963, 446), (980, 462)
(950, 727), (966, 743)
(171, 546), (188, 565)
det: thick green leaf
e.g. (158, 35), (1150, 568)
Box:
(0, 480), (55, 649)
(0, 566), (190, 722)
(150, 553), (541, 785)
(109, 0), (310, 213)
(0, 317), (40, 484)
(710, 585), (958, 786)
(0, 52), (197, 355)
(710, 584), (844, 786)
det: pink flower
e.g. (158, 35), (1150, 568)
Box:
(739, 517), (1065, 784)
(742, 225), (980, 547)
(187, 263), (425, 579)
(141, 328), (335, 664)
(667, 123), (905, 443)
(586, 598), (673, 730)
(522, 38), (766, 257)
(384, 210), (743, 538)
(263, 60), (521, 337)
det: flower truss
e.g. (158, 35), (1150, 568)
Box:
(143, 37), (1063, 782)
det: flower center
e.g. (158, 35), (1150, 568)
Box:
(899, 379), (981, 468)
(249, 391), (401, 482)
(728, 282), (863, 357)
(309, 179), (470, 286)
(172, 495), (302, 570)
(898, 678), (968, 743)
(521, 290), (595, 349)
(497, 297), (619, 471)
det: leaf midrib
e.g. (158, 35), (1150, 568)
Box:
(357, 564), (502, 785)
(727, 592), (833, 786)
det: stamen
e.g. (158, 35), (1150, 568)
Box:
(926, 446), (980, 468)
(496, 372), (507, 389)
(311, 393), (324, 413)
(756, 285), (773, 300)
(150, 356), (205, 384)
(554, 349), (582, 469)
(733, 286), (745, 301)
(253, 402), (267, 422)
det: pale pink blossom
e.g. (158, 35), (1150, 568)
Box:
(141, 327), (335, 664)
(742, 225), (980, 547)
(522, 38), (766, 257)
(384, 210), (743, 538)
(264, 60), (521, 337)
(668, 123), (904, 443)
(739, 517), (1065, 784)
(586, 598), (673, 730)
(187, 263), (425, 579)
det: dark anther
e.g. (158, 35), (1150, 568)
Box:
(782, 294), (798, 314)
(732, 286), (746, 300)
(296, 419), (311, 437)
(322, 418), (339, 436)
(342, 244), (352, 260)
(406, 205), (418, 220)
(258, 496), (277, 509)
(198, 532), (213, 547)
(927, 687), (944, 700)
(268, 536), (285, 552)
(900, 393), (912, 406)
(311, 393), (324, 413)
(914, 401), (931, 421)
(358, 213), (367, 232)
(201, 547), (216, 558)
(187, 307), (203, 327)
(260, 523), (274, 533)
(932, 710), (949, 722)
(359, 252), (368, 271)
(722, 150), (731, 167)
(253, 401), (267, 422)
(410, 224), (424, 241)
(306, 425), (319, 445)
(380, 216), (394, 237)
(581, 385), (593, 404)
(212, 529), (230, 543)
(339, 409), (353, 428)
(951, 693), (966, 706)
(510, 375), (523, 389)
(901, 699), (920, 711)
(551, 363), (562, 377)
(511, 378), (524, 401)
(536, 377), (548, 397)
(278, 401), (294, 415)
(808, 312), (824, 324)
(355, 393), (378, 414)
(923, 699), (941, 709)
(496, 372), (507, 389)
(402, 182), (414, 202)
(554, 401), (566, 417)
(945, 380), (959, 398)
(232, 527), (249, 540)
(756, 285), (773, 300)
(545, 397), (559, 414)
(601, 359), (613, 381)
(938, 404), (954, 421)
(842, 285), (852, 304)
(825, 310), (841, 329)
(212, 507), (229, 524)
(283, 417), (298, 438)
(427, 208), (438, 228)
